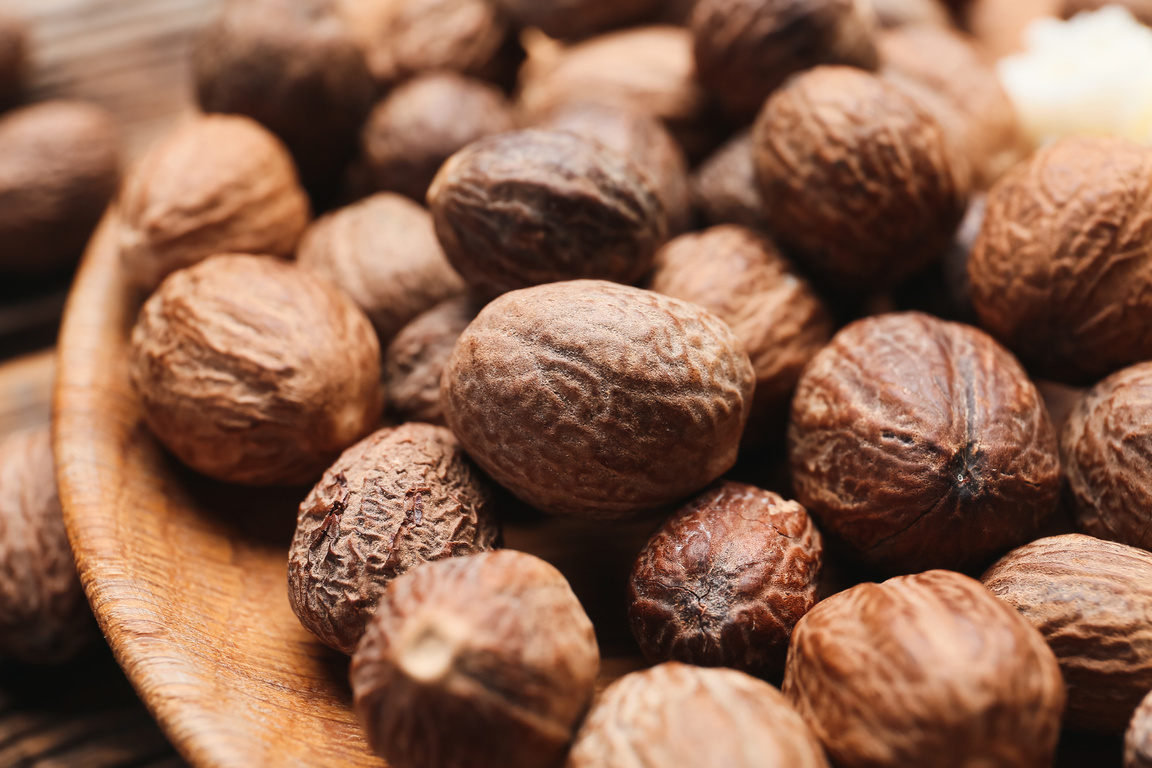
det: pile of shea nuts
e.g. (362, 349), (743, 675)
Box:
(43, 0), (1152, 765)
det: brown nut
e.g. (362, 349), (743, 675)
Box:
(628, 481), (823, 678)
(351, 549), (599, 768)
(784, 570), (1066, 768)
(0, 101), (120, 275)
(788, 312), (1060, 574)
(496, 0), (665, 38)
(119, 114), (311, 292)
(754, 66), (969, 292)
(1063, 362), (1152, 550)
(428, 129), (667, 298)
(296, 192), (465, 346)
(441, 279), (755, 519)
(691, 0), (880, 119)
(566, 662), (830, 768)
(192, 0), (373, 199)
(129, 254), (382, 486)
(690, 129), (770, 232)
(969, 136), (1152, 384)
(872, 0), (953, 26)
(0, 12), (27, 109)
(1062, 0), (1152, 25)
(384, 296), (480, 426)
(982, 534), (1152, 733)
(0, 426), (96, 664)
(288, 423), (499, 655)
(1127, 689), (1152, 768)
(648, 225), (833, 445)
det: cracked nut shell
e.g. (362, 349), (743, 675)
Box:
(1128, 689), (1152, 768)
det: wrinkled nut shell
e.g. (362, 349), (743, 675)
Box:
(288, 423), (499, 655)
(566, 662), (829, 768)
(982, 534), (1152, 733)
(129, 254), (382, 486)
(351, 550), (599, 768)
(788, 312), (1060, 574)
(496, 0), (666, 39)
(441, 279), (755, 518)
(628, 481), (823, 678)
(428, 129), (667, 298)
(119, 114), (311, 292)
(1127, 689), (1152, 768)
(784, 570), (1066, 768)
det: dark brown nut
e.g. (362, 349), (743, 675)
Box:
(788, 312), (1060, 574)
(628, 481), (823, 678)
(691, 0), (880, 119)
(0, 13), (27, 109)
(538, 101), (692, 235)
(496, 0), (665, 38)
(428, 129), (667, 298)
(129, 254), (382, 486)
(982, 534), (1152, 733)
(880, 25), (1031, 190)
(384, 297), (480, 426)
(1127, 689), (1152, 768)
(872, 0), (953, 26)
(0, 101), (120, 275)
(192, 0), (373, 199)
(361, 72), (515, 203)
(441, 280), (755, 519)
(288, 423), (499, 655)
(351, 549), (599, 768)
(690, 129), (770, 231)
(566, 662), (829, 768)
(648, 225), (833, 445)
(296, 192), (465, 346)
(119, 114), (311, 293)
(1062, 0), (1152, 25)
(784, 570), (1066, 768)
(753, 66), (970, 292)
(1063, 362), (1152, 550)
(969, 136), (1152, 384)
(941, 193), (985, 323)
(0, 426), (96, 664)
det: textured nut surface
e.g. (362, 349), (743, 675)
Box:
(1127, 689), (1152, 768)
(0, 101), (120, 274)
(628, 482), (823, 678)
(690, 129), (770, 231)
(969, 136), (1152, 383)
(566, 662), (829, 768)
(288, 423), (498, 655)
(384, 297), (479, 426)
(691, 0), (880, 119)
(649, 225), (833, 444)
(496, 0), (666, 38)
(0, 426), (95, 664)
(0, 12), (27, 109)
(441, 280), (755, 518)
(296, 192), (465, 345)
(754, 66), (969, 292)
(351, 549), (599, 768)
(784, 570), (1065, 768)
(788, 312), (1060, 574)
(982, 534), (1152, 733)
(129, 254), (382, 485)
(119, 114), (311, 292)
(428, 129), (667, 298)
(362, 71), (515, 203)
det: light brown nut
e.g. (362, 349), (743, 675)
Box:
(691, 0), (880, 119)
(0, 12), (27, 109)
(784, 570), (1066, 768)
(496, 0), (666, 38)
(1062, 0), (1152, 25)
(968, 136), (1152, 384)
(872, 0), (953, 27)
(566, 662), (829, 768)
(0, 101), (120, 275)
(440, 280), (755, 519)
(982, 534), (1152, 733)
(788, 312), (1060, 574)
(296, 192), (465, 346)
(119, 114), (311, 292)
(753, 66), (969, 292)
(1127, 689), (1152, 768)
(427, 129), (667, 298)
(690, 129), (770, 231)
(129, 254), (382, 486)
(648, 225), (833, 445)
(0, 426), (96, 664)
(288, 423), (499, 655)
(628, 482), (822, 678)
(351, 549), (599, 768)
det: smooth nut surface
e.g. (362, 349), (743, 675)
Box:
(784, 570), (1065, 768)
(441, 279), (755, 518)
(1127, 689), (1152, 768)
(496, 0), (666, 38)
(351, 549), (599, 768)
(872, 0), (952, 27)
(0, 12), (27, 109)
(129, 254), (382, 486)
(690, 130), (770, 231)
